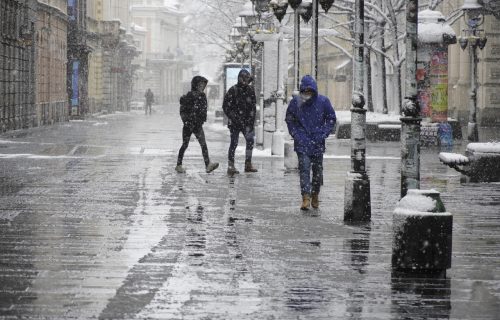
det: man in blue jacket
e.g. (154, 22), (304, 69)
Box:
(285, 75), (336, 210)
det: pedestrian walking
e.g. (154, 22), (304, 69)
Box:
(222, 69), (258, 175)
(145, 88), (154, 115)
(175, 76), (219, 174)
(285, 75), (336, 210)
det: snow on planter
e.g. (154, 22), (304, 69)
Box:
(392, 189), (452, 276)
(439, 142), (500, 182)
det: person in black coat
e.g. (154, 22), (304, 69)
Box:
(145, 88), (154, 115)
(175, 76), (219, 173)
(222, 69), (258, 175)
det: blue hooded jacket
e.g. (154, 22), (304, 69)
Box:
(285, 75), (336, 155)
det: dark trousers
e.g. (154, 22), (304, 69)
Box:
(228, 126), (255, 163)
(145, 102), (152, 115)
(297, 153), (323, 195)
(177, 125), (210, 166)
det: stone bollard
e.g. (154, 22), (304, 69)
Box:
(392, 189), (452, 276)
(256, 123), (264, 145)
(272, 131), (285, 156)
(284, 140), (298, 170)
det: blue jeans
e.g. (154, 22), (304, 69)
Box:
(297, 153), (323, 195)
(228, 126), (255, 163)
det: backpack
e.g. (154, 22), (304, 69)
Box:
(179, 94), (192, 123)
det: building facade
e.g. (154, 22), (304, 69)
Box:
(131, 0), (193, 105)
(67, 0), (91, 118)
(86, 0), (138, 114)
(449, 12), (500, 125)
(0, 0), (37, 132)
(36, 0), (68, 125)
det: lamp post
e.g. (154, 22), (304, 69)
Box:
(400, 0), (421, 198)
(251, 0), (271, 146)
(306, 0), (335, 80)
(344, 0), (371, 222)
(311, 0), (319, 79)
(289, 0), (302, 91)
(459, 0), (488, 142)
(270, 0), (289, 156)
(252, 0), (270, 13)
(240, 1), (259, 73)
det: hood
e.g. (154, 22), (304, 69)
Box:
(191, 76), (208, 91)
(237, 69), (253, 85)
(299, 75), (318, 95)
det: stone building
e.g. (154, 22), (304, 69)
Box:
(35, 0), (68, 125)
(448, 4), (500, 126)
(67, 0), (91, 118)
(131, 0), (193, 105)
(0, 0), (37, 132)
(86, 0), (138, 114)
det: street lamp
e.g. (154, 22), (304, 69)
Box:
(234, 18), (249, 37)
(240, 1), (259, 27)
(319, 0), (335, 13)
(300, 1), (313, 23)
(459, 0), (488, 142)
(344, 0), (371, 222)
(229, 27), (242, 43)
(297, 0), (335, 80)
(400, 0), (421, 198)
(289, 0), (302, 91)
(312, 0), (335, 78)
(270, 0), (289, 23)
(252, 0), (270, 14)
(240, 1), (260, 73)
(269, 0), (289, 156)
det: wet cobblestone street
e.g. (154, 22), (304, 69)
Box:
(1, 107), (499, 319)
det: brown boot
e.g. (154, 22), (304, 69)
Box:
(244, 160), (258, 173)
(311, 192), (319, 209)
(301, 194), (311, 211)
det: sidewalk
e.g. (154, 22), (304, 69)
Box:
(0, 108), (499, 319)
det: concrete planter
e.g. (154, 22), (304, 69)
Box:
(439, 142), (500, 182)
(392, 189), (452, 275)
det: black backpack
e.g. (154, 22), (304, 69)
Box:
(179, 94), (192, 123)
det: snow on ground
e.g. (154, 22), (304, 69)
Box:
(336, 111), (401, 123)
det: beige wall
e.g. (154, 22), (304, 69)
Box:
(35, 1), (68, 125)
(38, 0), (66, 13)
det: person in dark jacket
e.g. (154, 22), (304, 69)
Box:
(175, 76), (219, 174)
(285, 75), (336, 210)
(222, 69), (258, 175)
(145, 88), (154, 115)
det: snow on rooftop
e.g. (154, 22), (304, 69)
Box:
(467, 142), (500, 153)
